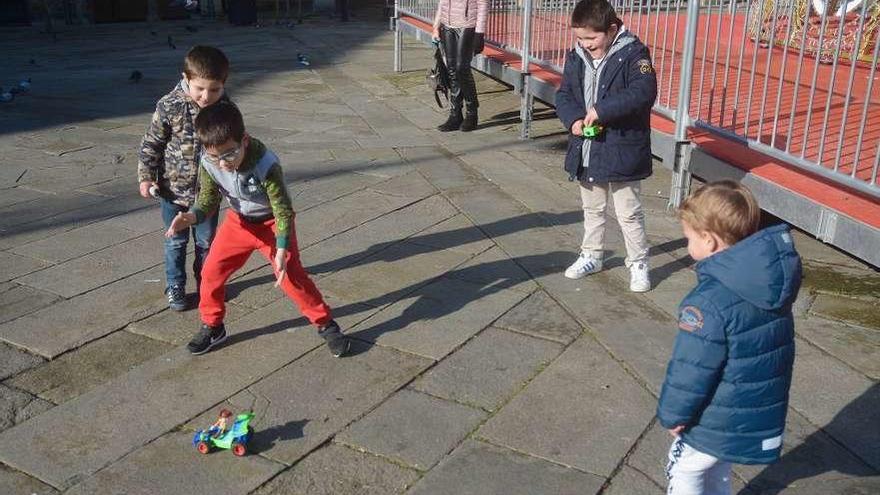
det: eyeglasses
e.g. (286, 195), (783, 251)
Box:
(203, 145), (243, 166)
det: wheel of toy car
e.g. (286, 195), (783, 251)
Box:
(197, 441), (210, 454)
(232, 442), (246, 457)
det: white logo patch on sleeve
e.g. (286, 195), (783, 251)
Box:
(762, 435), (783, 451)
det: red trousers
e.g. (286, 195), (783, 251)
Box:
(199, 210), (332, 327)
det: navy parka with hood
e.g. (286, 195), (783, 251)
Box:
(657, 224), (803, 464)
(555, 30), (657, 183)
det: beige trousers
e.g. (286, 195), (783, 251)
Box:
(578, 180), (649, 267)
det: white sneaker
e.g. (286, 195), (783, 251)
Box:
(564, 253), (603, 279)
(630, 261), (651, 292)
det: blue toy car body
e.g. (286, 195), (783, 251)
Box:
(192, 411), (255, 456)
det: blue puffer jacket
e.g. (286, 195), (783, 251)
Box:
(657, 224), (803, 464)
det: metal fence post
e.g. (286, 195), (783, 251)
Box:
(393, 1), (403, 72)
(668, 0), (701, 209)
(519, 0), (535, 140)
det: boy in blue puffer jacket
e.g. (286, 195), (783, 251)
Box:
(657, 181), (802, 495)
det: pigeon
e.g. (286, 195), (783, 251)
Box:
(297, 53), (310, 66)
(129, 70), (143, 83)
(167, 35), (176, 50)
(185, 25), (198, 33)
(184, 0), (199, 11)
(0, 89), (13, 103)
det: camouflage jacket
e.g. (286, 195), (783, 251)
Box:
(137, 79), (228, 207)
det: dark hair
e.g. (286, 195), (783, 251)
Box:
(570, 0), (622, 32)
(183, 45), (229, 82)
(219, 409), (232, 418)
(195, 101), (245, 146)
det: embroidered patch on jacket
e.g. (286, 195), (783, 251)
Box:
(678, 306), (704, 332)
(637, 59), (654, 74)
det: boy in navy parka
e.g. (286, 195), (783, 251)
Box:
(657, 181), (802, 495)
(555, 0), (657, 292)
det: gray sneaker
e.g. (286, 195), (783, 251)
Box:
(318, 320), (350, 358)
(187, 323), (227, 355)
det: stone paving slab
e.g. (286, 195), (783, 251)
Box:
(302, 195), (459, 277)
(539, 272), (678, 394)
(0, 384), (54, 433)
(405, 213), (496, 256)
(367, 170), (438, 200)
(0, 251), (50, 284)
(605, 466), (664, 495)
(10, 220), (141, 264)
(318, 240), (472, 305)
(0, 283), (60, 326)
(231, 340), (432, 466)
(0, 187), (48, 209)
(6, 330), (172, 405)
(0, 196), (159, 251)
(406, 439), (605, 495)
(0, 190), (108, 231)
(789, 340), (879, 470)
(477, 336), (656, 477)
(125, 302), (256, 346)
(295, 189), (422, 249)
(0, 298), (325, 489)
(493, 289), (583, 344)
(99, 204), (163, 235)
(351, 276), (528, 360)
(734, 410), (880, 493)
(14, 231), (164, 298)
(795, 315), (880, 379)
(0, 265), (167, 358)
(412, 326), (563, 412)
(288, 173), (386, 213)
(445, 245), (539, 294)
(0, 341), (44, 382)
(254, 443), (419, 495)
(64, 432), (285, 495)
(0, 464), (58, 495)
(337, 388), (487, 470)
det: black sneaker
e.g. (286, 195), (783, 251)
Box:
(166, 285), (187, 311)
(187, 323), (227, 355)
(318, 320), (350, 358)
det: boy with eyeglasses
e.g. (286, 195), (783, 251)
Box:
(166, 101), (350, 358)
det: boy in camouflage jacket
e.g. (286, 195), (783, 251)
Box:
(137, 46), (229, 311)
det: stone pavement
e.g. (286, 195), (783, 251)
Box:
(1, 11), (879, 495)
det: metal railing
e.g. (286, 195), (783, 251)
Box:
(395, 0), (880, 198)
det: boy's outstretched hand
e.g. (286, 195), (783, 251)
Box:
(274, 248), (288, 288)
(165, 211), (195, 238)
(571, 119), (585, 136)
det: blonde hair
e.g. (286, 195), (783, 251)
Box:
(679, 180), (761, 246)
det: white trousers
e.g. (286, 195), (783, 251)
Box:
(666, 438), (732, 495)
(578, 180), (648, 267)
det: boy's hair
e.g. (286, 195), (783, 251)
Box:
(571, 0), (622, 32)
(195, 101), (245, 146)
(183, 45), (229, 82)
(679, 180), (761, 246)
